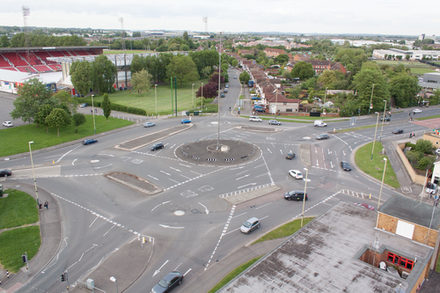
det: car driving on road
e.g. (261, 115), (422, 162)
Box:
(82, 138), (98, 145)
(151, 271), (183, 293)
(151, 143), (164, 151)
(249, 116), (262, 122)
(289, 169), (303, 179)
(2, 121), (13, 127)
(181, 118), (191, 124)
(316, 133), (330, 140)
(340, 161), (352, 171)
(143, 122), (156, 128)
(0, 169), (12, 177)
(284, 190), (308, 201)
(268, 120), (281, 125)
(285, 151), (295, 160)
(392, 129), (403, 134)
(240, 217), (260, 234)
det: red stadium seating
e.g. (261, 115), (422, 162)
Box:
(3, 53), (29, 66)
(16, 66), (37, 73)
(0, 55), (11, 67)
(20, 52), (43, 65)
(48, 64), (62, 71)
(33, 65), (53, 72)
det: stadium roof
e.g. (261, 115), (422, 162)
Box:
(0, 46), (107, 53)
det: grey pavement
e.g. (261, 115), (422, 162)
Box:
(0, 182), (61, 293)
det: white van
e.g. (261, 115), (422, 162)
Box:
(314, 120), (327, 127)
(249, 116), (262, 122)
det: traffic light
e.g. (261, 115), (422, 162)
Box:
(61, 273), (65, 282)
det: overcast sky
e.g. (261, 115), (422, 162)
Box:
(0, 0), (438, 36)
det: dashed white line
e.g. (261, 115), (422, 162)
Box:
(89, 215), (98, 228)
(184, 268), (192, 276)
(160, 170), (171, 176)
(256, 202), (272, 210)
(147, 175), (159, 181)
(232, 212), (247, 219)
(153, 260), (169, 277)
(169, 167), (181, 172)
(103, 224), (116, 237)
(266, 148), (272, 154)
(151, 201), (171, 212)
(236, 174), (249, 181)
(237, 183), (257, 189)
(159, 224), (184, 229)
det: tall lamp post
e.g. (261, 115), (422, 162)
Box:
(28, 141), (39, 206)
(191, 83), (195, 109)
(109, 276), (118, 293)
(371, 112), (380, 160)
(301, 168), (309, 227)
(154, 84), (158, 118)
(368, 83), (375, 115)
(376, 158), (387, 228)
(91, 94), (96, 135)
(380, 99), (387, 141)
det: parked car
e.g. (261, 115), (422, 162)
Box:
(268, 120), (281, 125)
(151, 271), (183, 293)
(426, 182), (438, 195)
(284, 190), (308, 201)
(435, 148), (440, 155)
(2, 121), (13, 127)
(249, 116), (262, 122)
(316, 134), (330, 140)
(224, 88), (228, 93)
(392, 129), (403, 134)
(143, 122), (156, 128)
(289, 169), (303, 179)
(413, 108), (423, 113)
(340, 161), (352, 171)
(151, 143), (164, 151)
(240, 217), (260, 234)
(314, 120), (327, 127)
(82, 138), (98, 145)
(220, 93), (225, 98)
(285, 151), (296, 160)
(181, 118), (192, 124)
(225, 84), (229, 88)
(79, 103), (88, 108)
(0, 169), (12, 177)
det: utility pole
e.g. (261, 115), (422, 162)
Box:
(217, 32), (222, 150)
(174, 77), (177, 116)
(170, 77), (174, 115)
(368, 83), (375, 115)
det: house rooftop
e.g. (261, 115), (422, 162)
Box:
(220, 202), (433, 293)
(379, 195), (440, 229)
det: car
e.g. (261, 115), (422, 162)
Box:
(225, 84), (229, 88)
(340, 161), (352, 171)
(2, 121), (13, 127)
(233, 76), (237, 79)
(0, 169), (12, 177)
(426, 182), (438, 195)
(82, 138), (98, 145)
(249, 116), (262, 122)
(413, 108), (423, 113)
(240, 217), (260, 234)
(143, 121), (156, 128)
(380, 116), (391, 122)
(289, 169), (303, 179)
(151, 143), (164, 151)
(285, 151), (296, 160)
(435, 148), (440, 155)
(316, 134), (330, 140)
(284, 190), (308, 201)
(220, 93), (225, 98)
(79, 103), (88, 108)
(224, 89), (228, 93)
(392, 129), (403, 134)
(181, 118), (192, 124)
(268, 120), (281, 125)
(354, 203), (375, 211)
(151, 271), (183, 293)
(314, 120), (327, 127)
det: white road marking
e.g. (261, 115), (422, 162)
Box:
(260, 215), (269, 220)
(237, 183), (257, 189)
(236, 174), (249, 180)
(180, 174), (192, 180)
(184, 268), (192, 276)
(198, 202), (210, 214)
(330, 161), (334, 168)
(147, 175), (159, 181)
(179, 163), (191, 168)
(266, 148), (272, 154)
(280, 149), (283, 154)
(95, 163), (112, 169)
(169, 178), (180, 184)
(99, 153), (115, 157)
(67, 243), (98, 271)
(89, 215), (98, 228)
(256, 202), (272, 210)
(174, 263), (182, 270)
(160, 170), (171, 176)
(90, 160), (100, 163)
(72, 158), (77, 166)
(56, 147), (79, 163)
(151, 201), (171, 212)
(343, 150), (346, 156)
(232, 212), (247, 219)
(169, 144), (176, 149)
(153, 260), (169, 277)
(103, 224), (116, 236)
(261, 152), (274, 185)
(223, 227), (240, 236)
(230, 166), (244, 170)
(169, 167), (181, 172)
(159, 224), (184, 229)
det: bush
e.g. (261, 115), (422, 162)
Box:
(405, 142), (416, 149)
(414, 139), (434, 154)
(406, 150), (423, 165)
(416, 156), (435, 170)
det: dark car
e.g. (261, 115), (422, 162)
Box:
(151, 271), (183, 293)
(82, 138), (98, 145)
(284, 190), (308, 201)
(340, 161), (352, 171)
(220, 93), (225, 98)
(392, 129), (403, 134)
(151, 143), (164, 151)
(380, 116), (391, 122)
(0, 169), (12, 177)
(285, 152), (296, 160)
(316, 134), (330, 140)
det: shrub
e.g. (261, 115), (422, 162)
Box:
(416, 156), (435, 170)
(414, 139), (434, 154)
(406, 150), (423, 165)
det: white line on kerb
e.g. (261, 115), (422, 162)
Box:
(72, 158), (77, 166)
(198, 202), (209, 214)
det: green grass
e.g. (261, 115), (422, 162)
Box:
(410, 67), (437, 75)
(0, 189), (38, 229)
(252, 217), (314, 244)
(437, 252), (440, 272)
(92, 83), (207, 115)
(335, 124), (377, 133)
(355, 141), (400, 188)
(0, 116), (133, 157)
(0, 226), (40, 272)
(208, 256), (262, 293)
(374, 60), (436, 75)
(416, 114), (440, 121)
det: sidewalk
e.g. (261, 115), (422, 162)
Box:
(0, 182), (62, 293)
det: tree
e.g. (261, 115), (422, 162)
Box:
(416, 156), (435, 170)
(53, 90), (77, 115)
(72, 113), (86, 133)
(166, 55), (199, 86)
(317, 70), (346, 89)
(131, 69), (152, 94)
(430, 89), (440, 105)
(389, 73), (420, 108)
(35, 103), (56, 131)
(70, 61), (92, 96)
(45, 108), (71, 136)
(91, 55), (116, 93)
(130, 55), (145, 74)
(11, 78), (52, 123)
(352, 66), (389, 114)
(274, 54), (289, 64)
(291, 62), (314, 80)
(334, 48), (367, 75)
(239, 71), (250, 85)
(414, 139), (434, 154)
(196, 82), (218, 98)
(102, 93), (111, 119)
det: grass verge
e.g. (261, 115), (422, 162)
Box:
(252, 217), (314, 245)
(0, 189), (38, 229)
(0, 226), (41, 272)
(0, 116), (133, 157)
(355, 141), (400, 188)
(208, 256), (261, 293)
(416, 114), (440, 121)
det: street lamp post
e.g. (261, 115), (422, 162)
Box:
(376, 158), (387, 227)
(28, 141), (39, 206)
(301, 168), (309, 227)
(371, 112), (380, 160)
(109, 276), (118, 293)
(91, 94), (96, 135)
(368, 83), (375, 115)
(154, 84), (158, 118)
(380, 99), (387, 141)
(192, 83), (194, 109)
(201, 82), (204, 109)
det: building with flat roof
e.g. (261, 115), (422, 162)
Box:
(221, 200), (439, 293)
